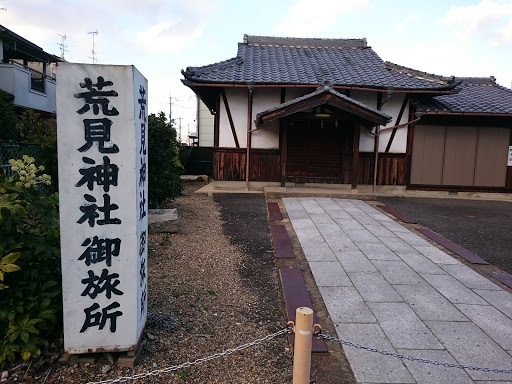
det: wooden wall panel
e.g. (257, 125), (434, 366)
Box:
(410, 125), (445, 185)
(474, 127), (510, 187)
(213, 148), (280, 181)
(442, 126), (478, 186)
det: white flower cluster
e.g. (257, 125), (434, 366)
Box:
(8, 155), (52, 188)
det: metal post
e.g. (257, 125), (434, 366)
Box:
(293, 307), (313, 384)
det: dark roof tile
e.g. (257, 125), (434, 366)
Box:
(414, 78), (512, 115)
(182, 35), (455, 90)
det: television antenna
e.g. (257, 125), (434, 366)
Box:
(57, 33), (69, 60)
(88, 30), (98, 64)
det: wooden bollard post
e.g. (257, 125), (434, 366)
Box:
(292, 307), (313, 384)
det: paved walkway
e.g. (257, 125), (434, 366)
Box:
(282, 197), (512, 384)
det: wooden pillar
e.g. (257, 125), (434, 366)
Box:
(280, 120), (288, 187)
(352, 123), (360, 189)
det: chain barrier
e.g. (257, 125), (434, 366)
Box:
(85, 328), (290, 384)
(316, 331), (512, 374)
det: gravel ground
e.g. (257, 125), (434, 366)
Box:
(3, 182), (293, 384)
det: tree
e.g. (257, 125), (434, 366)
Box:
(148, 112), (183, 208)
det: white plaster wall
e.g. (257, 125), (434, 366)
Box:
(219, 88), (280, 149)
(198, 98), (214, 147)
(219, 87), (247, 147)
(251, 88), (280, 149)
(380, 94), (409, 153)
(352, 91), (408, 154)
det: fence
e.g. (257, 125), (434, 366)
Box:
(84, 307), (512, 384)
(0, 143), (39, 178)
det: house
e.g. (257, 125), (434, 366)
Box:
(0, 24), (62, 115)
(182, 35), (512, 193)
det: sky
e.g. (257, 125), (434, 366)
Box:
(2, 0), (512, 142)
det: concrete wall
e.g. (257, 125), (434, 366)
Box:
(0, 63), (57, 113)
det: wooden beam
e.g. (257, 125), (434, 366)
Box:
(220, 88), (239, 148)
(352, 123), (360, 189)
(385, 94), (409, 152)
(506, 128), (512, 188)
(214, 94), (220, 147)
(280, 120), (288, 186)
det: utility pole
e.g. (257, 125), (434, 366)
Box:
(88, 30), (98, 64)
(169, 93), (172, 126)
(177, 117), (182, 145)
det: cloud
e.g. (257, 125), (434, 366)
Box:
(440, 0), (512, 47)
(396, 13), (417, 31)
(272, 0), (369, 36)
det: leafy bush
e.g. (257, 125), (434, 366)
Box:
(148, 112), (183, 208)
(0, 156), (61, 363)
(15, 110), (58, 194)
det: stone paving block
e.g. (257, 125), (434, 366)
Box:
(319, 286), (376, 323)
(395, 231), (432, 247)
(335, 323), (415, 383)
(349, 213), (380, 226)
(393, 283), (468, 321)
(380, 219), (412, 233)
(327, 210), (352, 219)
(356, 242), (401, 261)
(282, 198), (303, 211)
(456, 304), (512, 350)
(368, 211), (394, 222)
(372, 260), (425, 285)
(290, 218), (316, 231)
(345, 207), (365, 215)
(335, 250), (378, 273)
(413, 245), (461, 265)
(286, 209), (310, 220)
(309, 212), (336, 225)
(334, 199), (358, 208)
(309, 261), (352, 287)
(295, 229), (324, 244)
(425, 321), (512, 381)
(439, 264), (501, 291)
(316, 223), (345, 237)
(326, 236), (359, 253)
(473, 289), (512, 318)
(300, 242), (337, 262)
(422, 274), (488, 305)
(363, 224), (396, 238)
(395, 251), (447, 275)
(344, 229), (381, 244)
(349, 272), (403, 302)
(299, 198), (324, 213)
(315, 198), (344, 210)
(368, 302), (443, 349)
(378, 236), (415, 253)
(334, 218), (365, 230)
(395, 349), (474, 384)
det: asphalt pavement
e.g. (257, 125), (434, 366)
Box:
(378, 197), (512, 274)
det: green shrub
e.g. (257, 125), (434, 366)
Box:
(0, 156), (61, 363)
(148, 112), (183, 208)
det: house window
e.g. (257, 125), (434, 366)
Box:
(30, 68), (45, 93)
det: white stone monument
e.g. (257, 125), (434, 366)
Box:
(57, 63), (148, 353)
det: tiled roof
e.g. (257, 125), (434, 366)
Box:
(182, 35), (456, 90)
(413, 78), (512, 115)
